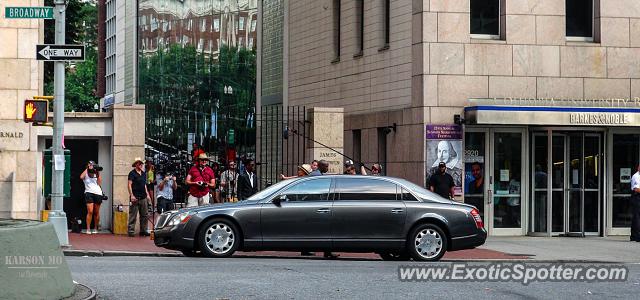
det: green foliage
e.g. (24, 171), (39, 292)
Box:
(43, 0), (99, 112)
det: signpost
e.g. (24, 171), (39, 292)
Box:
(36, 45), (85, 61)
(4, 6), (53, 19)
(49, 0), (70, 246)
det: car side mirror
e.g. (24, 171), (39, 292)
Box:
(273, 194), (287, 205)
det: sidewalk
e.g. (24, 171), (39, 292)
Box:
(481, 236), (640, 263)
(64, 233), (525, 260)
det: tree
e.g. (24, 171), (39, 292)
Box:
(44, 0), (99, 112)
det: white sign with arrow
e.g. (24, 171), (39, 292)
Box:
(36, 44), (85, 61)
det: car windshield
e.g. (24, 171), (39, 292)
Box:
(393, 178), (449, 202)
(246, 179), (294, 200)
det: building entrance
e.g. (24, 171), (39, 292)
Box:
(530, 131), (603, 236)
(464, 128), (525, 236)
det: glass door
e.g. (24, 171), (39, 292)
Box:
(566, 133), (601, 236)
(610, 134), (638, 235)
(531, 133), (549, 234)
(490, 130), (525, 235)
(567, 133), (584, 235)
(530, 131), (601, 236)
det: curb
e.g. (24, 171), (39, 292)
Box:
(63, 250), (632, 263)
(61, 283), (96, 300)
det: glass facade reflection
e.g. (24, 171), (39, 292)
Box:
(138, 0), (258, 164)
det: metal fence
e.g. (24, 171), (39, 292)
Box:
(257, 105), (308, 189)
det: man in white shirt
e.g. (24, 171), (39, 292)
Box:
(630, 164), (640, 242)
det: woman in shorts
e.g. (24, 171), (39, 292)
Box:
(80, 161), (104, 234)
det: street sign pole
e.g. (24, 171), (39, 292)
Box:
(49, 0), (69, 246)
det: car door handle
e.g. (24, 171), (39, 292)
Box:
(316, 208), (331, 213)
(391, 208), (403, 214)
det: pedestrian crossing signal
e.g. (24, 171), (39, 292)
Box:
(24, 99), (48, 123)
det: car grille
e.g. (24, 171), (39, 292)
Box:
(155, 212), (172, 229)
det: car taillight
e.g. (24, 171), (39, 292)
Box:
(470, 208), (484, 229)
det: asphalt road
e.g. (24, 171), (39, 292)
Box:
(67, 256), (640, 300)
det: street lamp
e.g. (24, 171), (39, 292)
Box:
(223, 85), (233, 147)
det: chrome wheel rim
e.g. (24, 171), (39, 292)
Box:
(414, 228), (443, 259)
(205, 223), (235, 254)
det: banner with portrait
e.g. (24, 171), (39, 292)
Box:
(426, 125), (463, 196)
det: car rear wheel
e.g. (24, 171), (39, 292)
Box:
(198, 218), (240, 258)
(408, 223), (447, 261)
(378, 252), (410, 261)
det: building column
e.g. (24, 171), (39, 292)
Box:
(308, 107), (344, 174)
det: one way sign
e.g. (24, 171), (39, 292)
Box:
(36, 44), (85, 61)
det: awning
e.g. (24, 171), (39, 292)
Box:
(465, 105), (640, 127)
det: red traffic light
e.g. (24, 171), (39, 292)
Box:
(24, 99), (49, 123)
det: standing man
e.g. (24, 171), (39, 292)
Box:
(128, 157), (151, 237)
(429, 162), (455, 200)
(630, 164), (640, 242)
(156, 171), (177, 213)
(237, 159), (259, 200)
(220, 160), (239, 202)
(186, 153), (216, 207)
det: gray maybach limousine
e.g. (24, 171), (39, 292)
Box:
(154, 175), (487, 261)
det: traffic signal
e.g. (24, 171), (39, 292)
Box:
(24, 99), (49, 123)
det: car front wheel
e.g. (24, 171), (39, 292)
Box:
(198, 218), (240, 258)
(408, 223), (447, 261)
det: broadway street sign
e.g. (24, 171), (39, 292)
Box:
(36, 45), (85, 61)
(5, 7), (54, 19)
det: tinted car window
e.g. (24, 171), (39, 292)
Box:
(280, 178), (331, 202)
(336, 178), (397, 201)
(401, 188), (418, 201)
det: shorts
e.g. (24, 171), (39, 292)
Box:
(85, 192), (103, 205)
(187, 194), (210, 207)
(147, 183), (155, 193)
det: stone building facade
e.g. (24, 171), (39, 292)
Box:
(0, 0), (44, 219)
(262, 0), (640, 237)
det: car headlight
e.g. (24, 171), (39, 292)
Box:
(168, 211), (192, 226)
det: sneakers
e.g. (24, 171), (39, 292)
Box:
(82, 229), (92, 235)
(91, 229), (98, 234)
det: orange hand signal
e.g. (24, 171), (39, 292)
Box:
(26, 102), (37, 119)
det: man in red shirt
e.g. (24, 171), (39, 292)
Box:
(186, 153), (216, 207)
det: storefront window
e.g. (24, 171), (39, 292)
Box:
(464, 132), (486, 220)
(612, 134), (638, 228)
